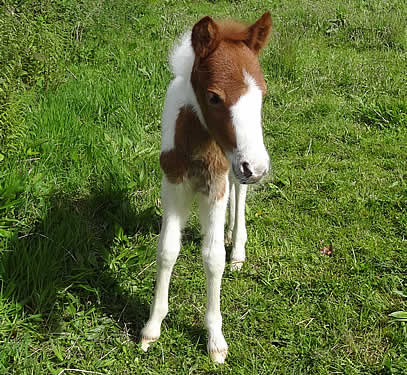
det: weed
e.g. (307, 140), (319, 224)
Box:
(356, 98), (407, 129)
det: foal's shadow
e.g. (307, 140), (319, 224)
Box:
(1, 189), (161, 338)
(1, 188), (216, 355)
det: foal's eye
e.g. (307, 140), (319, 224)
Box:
(208, 91), (222, 106)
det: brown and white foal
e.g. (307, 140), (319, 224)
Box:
(141, 12), (272, 363)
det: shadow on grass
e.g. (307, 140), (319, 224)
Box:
(1, 187), (214, 355)
(0, 187), (161, 339)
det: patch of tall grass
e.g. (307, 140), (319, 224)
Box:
(0, 0), (107, 240)
(0, 0), (103, 153)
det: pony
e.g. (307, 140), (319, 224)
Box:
(140, 12), (272, 363)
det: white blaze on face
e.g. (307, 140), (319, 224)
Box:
(228, 71), (269, 182)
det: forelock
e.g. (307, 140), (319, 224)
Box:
(216, 20), (250, 43)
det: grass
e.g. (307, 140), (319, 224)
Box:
(0, 0), (406, 373)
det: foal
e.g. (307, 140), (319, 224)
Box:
(141, 12), (272, 363)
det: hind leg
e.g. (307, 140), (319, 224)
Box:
(140, 178), (193, 350)
(226, 180), (235, 244)
(229, 177), (248, 271)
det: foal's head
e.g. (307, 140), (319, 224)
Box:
(190, 12), (272, 184)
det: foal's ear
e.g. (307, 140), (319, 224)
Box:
(246, 11), (273, 55)
(191, 16), (219, 59)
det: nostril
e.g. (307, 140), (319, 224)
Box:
(241, 162), (253, 179)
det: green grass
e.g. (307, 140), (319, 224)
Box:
(1, 0), (406, 373)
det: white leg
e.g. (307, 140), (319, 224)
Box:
(230, 177), (248, 271)
(198, 179), (229, 363)
(140, 177), (193, 351)
(226, 177), (235, 244)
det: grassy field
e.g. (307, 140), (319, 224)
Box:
(1, 0), (406, 373)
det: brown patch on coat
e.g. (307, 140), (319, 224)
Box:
(159, 149), (187, 185)
(160, 106), (229, 199)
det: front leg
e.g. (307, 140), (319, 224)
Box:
(140, 178), (193, 351)
(198, 181), (229, 363)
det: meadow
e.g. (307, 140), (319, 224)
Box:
(0, 0), (406, 373)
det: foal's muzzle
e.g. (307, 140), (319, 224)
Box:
(231, 153), (270, 184)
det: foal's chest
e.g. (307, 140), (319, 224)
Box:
(160, 105), (229, 198)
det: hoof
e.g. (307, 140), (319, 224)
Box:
(140, 322), (161, 351)
(140, 336), (158, 352)
(230, 260), (244, 271)
(209, 349), (228, 364)
(208, 334), (228, 363)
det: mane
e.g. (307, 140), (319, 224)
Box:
(169, 31), (194, 79)
(169, 20), (250, 79)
